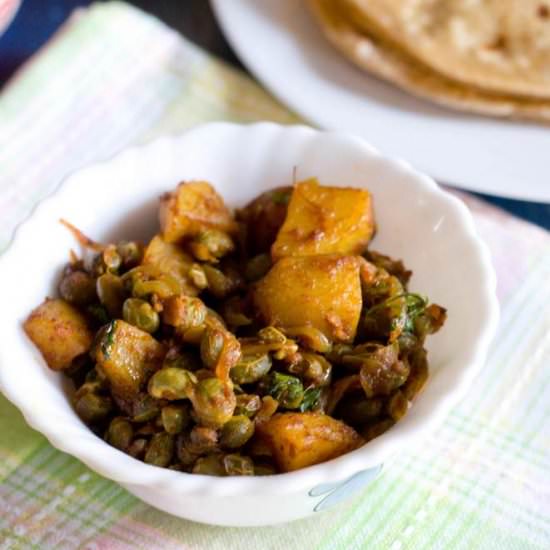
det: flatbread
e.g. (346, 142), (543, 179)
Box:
(343, 0), (550, 99)
(307, 0), (550, 122)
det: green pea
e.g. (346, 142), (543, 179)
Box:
(144, 432), (174, 467)
(105, 417), (133, 451)
(74, 392), (112, 424)
(189, 230), (235, 262)
(192, 454), (226, 476)
(123, 298), (160, 333)
(135, 421), (158, 437)
(220, 416), (254, 449)
(325, 344), (354, 365)
(202, 264), (238, 299)
(187, 425), (219, 455)
(244, 253), (271, 282)
(131, 393), (160, 423)
(179, 325), (206, 345)
(161, 404), (189, 434)
(74, 379), (104, 399)
(206, 307), (226, 327)
(254, 463), (277, 476)
(103, 245), (122, 273)
(130, 274), (180, 300)
(222, 297), (252, 329)
(339, 395), (383, 426)
(186, 298), (208, 328)
(163, 351), (202, 372)
(200, 328), (225, 369)
(234, 394), (262, 418)
(238, 335), (298, 361)
(355, 342), (408, 398)
(360, 359), (409, 398)
(282, 326), (332, 353)
(163, 295), (206, 331)
(257, 326), (286, 344)
(223, 454), (254, 476)
(86, 303), (110, 325)
(64, 354), (93, 387)
(396, 331), (418, 355)
(128, 438), (148, 459)
(176, 434), (199, 466)
(89, 246), (120, 277)
(188, 263), (208, 289)
(116, 241), (143, 268)
(387, 390), (408, 421)
(148, 368), (197, 400)
(402, 350), (428, 401)
(413, 304), (446, 340)
(59, 270), (96, 306)
(299, 352), (332, 387)
(96, 273), (126, 318)
(190, 378), (236, 428)
(230, 354), (271, 385)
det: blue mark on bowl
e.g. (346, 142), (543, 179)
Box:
(309, 464), (383, 512)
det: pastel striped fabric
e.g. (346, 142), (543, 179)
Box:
(0, 3), (548, 549)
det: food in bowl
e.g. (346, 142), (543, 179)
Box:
(24, 178), (446, 476)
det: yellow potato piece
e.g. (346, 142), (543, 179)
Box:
(95, 320), (165, 400)
(142, 234), (198, 296)
(24, 298), (94, 371)
(257, 412), (364, 472)
(271, 178), (374, 260)
(159, 181), (237, 244)
(253, 254), (363, 342)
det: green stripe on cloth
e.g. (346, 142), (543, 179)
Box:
(0, 2), (549, 549)
(0, 440), (137, 548)
(0, 398), (46, 481)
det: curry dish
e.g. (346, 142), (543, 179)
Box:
(24, 178), (446, 475)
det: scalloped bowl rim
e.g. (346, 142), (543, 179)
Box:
(0, 122), (499, 497)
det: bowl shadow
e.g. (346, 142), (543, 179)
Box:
(99, 197), (159, 244)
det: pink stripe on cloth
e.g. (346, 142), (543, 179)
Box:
(83, 516), (195, 550)
(450, 188), (549, 302)
(0, 0), (20, 31)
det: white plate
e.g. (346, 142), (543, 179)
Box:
(211, 0), (550, 203)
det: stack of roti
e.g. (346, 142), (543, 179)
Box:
(307, 0), (550, 122)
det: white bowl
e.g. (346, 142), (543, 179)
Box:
(0, 123), (498, 526)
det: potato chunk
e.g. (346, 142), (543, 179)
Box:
(257, 412), (364, 472)
(24, 298), (94, 371)
(142, 234), (198, 296)
(95, 320), (165, 400)
(253, 255), (363, 342)
(271, 178), (374, 260)
(159, 181), (237, 244)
